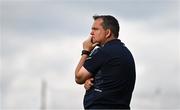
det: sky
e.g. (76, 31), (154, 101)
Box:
(0, 0), (180, 109)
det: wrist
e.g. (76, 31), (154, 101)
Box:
(83, 48), (92, 52)
(81, 50), (91, 56)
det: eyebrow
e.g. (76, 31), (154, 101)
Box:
(92, 27), (98, 30)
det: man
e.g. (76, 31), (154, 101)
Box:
(75, 15), (136, 109)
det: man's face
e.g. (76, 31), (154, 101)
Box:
(90, 18), (107, 45)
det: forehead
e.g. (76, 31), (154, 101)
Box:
(92, 18), (104, 27)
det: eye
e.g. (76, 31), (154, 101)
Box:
(94, 28), (98, 31)
(92, 27), (98, 31)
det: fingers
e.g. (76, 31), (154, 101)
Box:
(91, 37), (94, 43)
(86, 36), (93, 43)
(83, 36), (100, 51)
(90, 77), (94, 80)
(90, 36), (100, 47)
(84, 78), (94, 90)
(83, 36), (95, 51)
(84, 81), (93, 90)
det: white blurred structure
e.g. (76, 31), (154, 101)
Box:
(41, 79), (47, 110)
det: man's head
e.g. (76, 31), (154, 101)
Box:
(90, 15), (120, 45)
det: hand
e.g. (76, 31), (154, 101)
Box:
(84, 78), (94, 90)
(83, 36), (99, 52)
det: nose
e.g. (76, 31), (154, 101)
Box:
(90, 31), (94, 35)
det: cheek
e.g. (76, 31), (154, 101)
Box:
(94, 30), (105, 39)
(97, 30), (104, 36)
(99, 31), (106, 37)
(94, 31), (100, 38)
(95, 30), (101, 35)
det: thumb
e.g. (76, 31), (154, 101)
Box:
(92, 43), (99, 47)
(90, 78), (94, 81)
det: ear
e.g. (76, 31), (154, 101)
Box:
(105, 29), (111, 38)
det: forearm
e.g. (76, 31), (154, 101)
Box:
(75, 54), (89, 84)
(75, 36), (97, 84)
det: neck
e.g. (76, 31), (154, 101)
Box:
(100, 37), (116, 46)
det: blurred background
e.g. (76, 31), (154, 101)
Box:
(0, 0), (180, 109)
